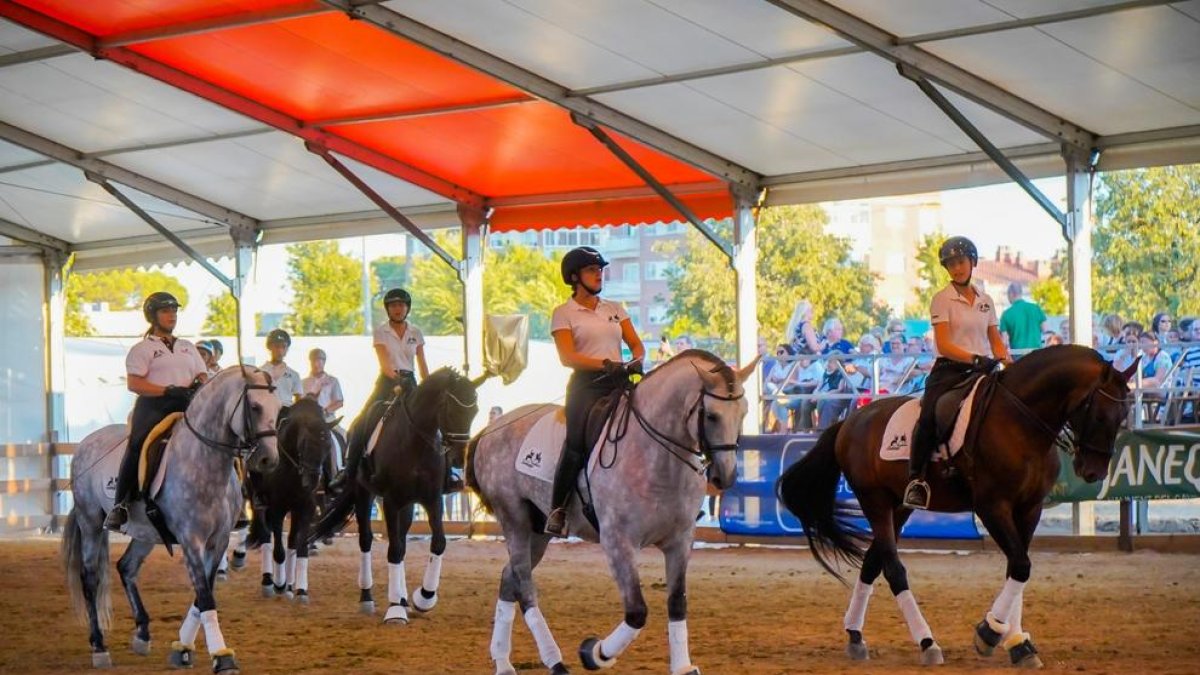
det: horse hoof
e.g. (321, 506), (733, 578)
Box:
(920, 642), (945, 666)
(273, 584), (286, 598)
(494, 660), (517, 675)
(322, 536), (334, 546)
(1008, 638), (1043, 669)
(294, 589), (310, 604)
(308, 547), (320, 557)
(412, 587), (438, 612)
(260, 584), (275, 598)
(578, 637), (615, 670)
(168, 643), (194, 669)
(672, 668), (700, 675)
(284, 584), (294, 599)
(383, 603), (409, 624)
(92, 651), (113, 669)
(212, 651), (239, 674)
(231, 551), (246, 570)
(132, 634), (151, 656)
(846, 641), (869, 661)
(549, 663), (571, 675)
(975, 616), (1004, 656)
(359, 600), (376, 615)
(216, 570), (228, 582)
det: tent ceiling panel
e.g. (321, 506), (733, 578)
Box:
(0, 54), (262, 154)
(0, 13), (54, 52)
(926, 24), (1200, 135)
(331, 102), (715, 198)
(107, 130), (447, 221)
(129, 13), (524, 124)
(17, 0), (321, 38)
(383, 0), (850, 92)
(0, 162), (219, 243)
(0, 137), (44, 169)
(824, 0), (1013, 37)
(1179, 0), (1200, 20)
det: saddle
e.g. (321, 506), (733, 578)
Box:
(932, 372), (986, 446)
(136, 412), (183, 553)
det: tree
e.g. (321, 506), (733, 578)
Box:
(203, 293), (238, 336)
(1030, 277), (1067, 316)
(64, 267), (189, 336)
(905, 231), (949, 318)
(285, 241), (364, 335)
(407, 232), (462, 335)
(659, 205), (889, 357)
(1093, 165), (1200, 323)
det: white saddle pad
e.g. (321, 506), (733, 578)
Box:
(514, 406), (608, 482)
(879, 378), (984, 462)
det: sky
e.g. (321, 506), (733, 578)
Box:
(165, 177), (1075, 328)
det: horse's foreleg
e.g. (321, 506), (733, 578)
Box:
(580, 535), (647, 672)
(168, 604), (201, 669)
(382, 499), (413, 624)
(661, 537), (697, 675)
(116, 539), (155, 656)
(180, 546), (238, 673)
(412, 497), (445, 613)
(290, 504), (313, 604)
(269, 509), (288, 596)
(354, 491), (375, 614)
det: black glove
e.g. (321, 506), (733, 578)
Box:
(626, 359), (645, 377)
(601, 359), (626, 379)
(971, 354), (1000, 373)
(163, 385), (192, 402)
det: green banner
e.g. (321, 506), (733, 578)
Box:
(1049, 426), (1200, 502)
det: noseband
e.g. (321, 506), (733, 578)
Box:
(183, 374), (278, 459)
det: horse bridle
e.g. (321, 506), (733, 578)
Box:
(183, 369), (278, 460)
(389, 381), (477, 455)
(995, 375), (1129, 459)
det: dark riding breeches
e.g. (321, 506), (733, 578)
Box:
(550, 370), (621, 511)
(367, 371), (416, 408)
(115, 394), (188, 503)
(910, 358), (977, 478)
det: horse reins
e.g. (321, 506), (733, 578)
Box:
(993, 374), (1128, 458)
(182, 366), (278, 460)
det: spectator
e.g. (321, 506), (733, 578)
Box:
(1137, 331), (1174, 389)
(196, 340), (221, 378)
(1151, 312), (1173, 338)
(1166, 328), (1182, 344)
(815, 355), (863, 429)
(1042, 331), (1064, 347)
(848, 334), (881, 394)
(1113, 333), (1141, 376)
(1058, 317), (1071, 343)
(1121, 321), (1145, 342)
(488, 406), (504, 424)
(766, 346), (822, 432)
(999, 282), (1047, 351)
(655, 333), (675, 364)
(820, 318), (854, 355)
(1178, 323), (1200, 415)
(879, 334), (915, 393)
(1180, 317), (1196, 342)
(301, 348), (344, 421)
(672, 334), (695, 353)
(1096, 313), (1123, 350)
(785, 300), (823, 355)
(882, 320), (906, 353)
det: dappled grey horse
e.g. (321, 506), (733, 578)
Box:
(466, 350), (750, 675)
(62, 366), (281, 673)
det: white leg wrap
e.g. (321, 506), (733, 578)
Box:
(600, 622), (641, 660)
(273, 556), (286, 586)
(990, 578), (1025, 623)
(523, 606), (563, 668)
(358, 551), (373, 590)
(668, 620), (693, 675)
(218, 553), (228, 573)
(260, 547), (272, 575)
(422, 553), (443, 593)
(388, 562), (408, 605)
(490, 600), (516, 665)
(179, 605), (201, 645)
(1004, 589), (1025, 639)
(285, 549), (297, 586)
(199, 610), (227, 655)
(895, 590), (933, 645)
(294, 557), (309, 592)
(843, 580), (874, 632)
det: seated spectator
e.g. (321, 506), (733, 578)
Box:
(1121, 321), (1145, 342)
(1113, 334), (1141, 376)
(785, 300), (823, 355)
(848, 334), (881, 393)
(1180, 317), (1196, 343)
(820, 318), (854, 355)
(882, 319), (906, 353)
(1138, 331), (1174, 389)
(815, 354), (865, 429)
(1178, 323), (1200, 419)
(1042, 331), (1064, 347)
(673, 334), (695, 353)
(1151, 312), (1173, 338)
(767, 347), (822, 432)
(879, 334), (914, 393)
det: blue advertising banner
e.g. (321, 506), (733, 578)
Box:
(719, 434), (980, 539)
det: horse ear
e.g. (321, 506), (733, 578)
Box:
(736, 354), (762, 384)
(1118, 356), (1140, 383)
(469, 373), (490, 389)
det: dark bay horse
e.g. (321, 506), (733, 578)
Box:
(63, 367), (280, 672)
(252, 397), (340, 602)
(309, 367), (481, 623)
(778, 345), (1133, 668)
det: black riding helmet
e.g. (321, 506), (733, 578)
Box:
(560, 246), (609, 286)
(266, 328), (291, 347)
(383, 288), (412, 307)
(939, 236), (978, 267)
(142, 291), (180, 323)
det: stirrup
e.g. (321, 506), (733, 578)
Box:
(104, 502), (130, 532)
(544, 508), (568, 537)
(903, 479), (931, 510)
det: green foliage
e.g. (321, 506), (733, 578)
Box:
(660, 205), (889, 358)
(285, 241), (364, 335)
(202, 293), (238, 336)
(1030, 277), (1067, 316)
(406, 232), (462, 335)
(64, 267), (189, 336)
(905, 231), (948, 318)
(1093, 165), (1200, 323)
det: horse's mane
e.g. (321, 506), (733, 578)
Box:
(1001, 344), (1108, 382)
(646, 348), (739, 394)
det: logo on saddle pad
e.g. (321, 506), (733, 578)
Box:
(886, 433), (909, 451)
(521, 449), (543, 470)
(878, 378), (984, 462)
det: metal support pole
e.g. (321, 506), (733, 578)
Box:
(571, 114), (734, 260)
(731, 184), (762, 435)
(1064, 148), (1097, 535)
(458, 204), (487, 377)
(43, 250), (67, 530)
(233, 241), (256, 365)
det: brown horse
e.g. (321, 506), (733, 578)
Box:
(778, 345), (1134, 668)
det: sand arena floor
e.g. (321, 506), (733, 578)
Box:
(1, 536), (1197, 674)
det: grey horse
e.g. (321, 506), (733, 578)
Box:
(62, 366), (281, 673)
(466, 350), (751, 675)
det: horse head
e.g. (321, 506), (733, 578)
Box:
(680, 350), (750, 491)
(419, 368), (481, 468)
(280, 397), (336, 491)
(203, 366), (281, 474)
(1065, 355), (1135, 483)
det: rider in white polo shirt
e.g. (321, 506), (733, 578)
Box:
(904, 236), (1011, 510)
(544, 247), (646, 537)
(105, 291), (208, 531)
(261, 329), (302, 409)
(303, 347), (346, 478)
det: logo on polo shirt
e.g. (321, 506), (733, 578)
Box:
(608, 313), (621, 323)
(979, 303), (991, 313)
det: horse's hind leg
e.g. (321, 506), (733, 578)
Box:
(289, 503), (313, 604)
(491, 511), (565, 675)
(580, 533), (648, 672)
(843, 507), (915, 661)
(68, 512), (113, 668)
(412, 496), (446, 613)
(382, 498), (414, 625)
(354, 491), (376, 614)
(269, 508), (289, 597)
(117, 539), (155, 656)
(868, 505), (943, 666)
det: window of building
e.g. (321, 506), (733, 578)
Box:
(623, 263), (640, 282)
(644, 261), (672, 280)
(648, 303), (670, 325)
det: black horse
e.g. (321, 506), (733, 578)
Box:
(253, 397), (340, 602)
(309, 367), (481, 623)
(777, 345), (1133, 667)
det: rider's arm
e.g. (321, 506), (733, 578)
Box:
(988, 325), (1012, 363)
(415, 344), (429, 380)
(552, 329), (607, 371)
(620, 319), (646, 362)
(932, 323), (975, 364)
(127, 373), (168, 397)
(374, 343), (395, 378)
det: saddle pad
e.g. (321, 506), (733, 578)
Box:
(515, 406), (566, 482)
(879, 378), (983, 462)
(140, 412), (183, 498)
(365, 418), (384, 457)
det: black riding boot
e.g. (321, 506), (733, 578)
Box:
(545, 444), (586, 537)
(904, 435), (933, 510)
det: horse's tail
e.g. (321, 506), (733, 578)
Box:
(308, 482), (358, 547)
(776, 421), (868, 583)
(61, 508), (112, 629)
(463, 434), (493, 514)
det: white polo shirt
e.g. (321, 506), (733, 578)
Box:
(550, 297), (629, 363)
(929, 283), (998, 358)
(302, 372), (344, 419)
(374, 321), (425, 373)
(262, 360), (302, 405)
(126, 335), (207, 388)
